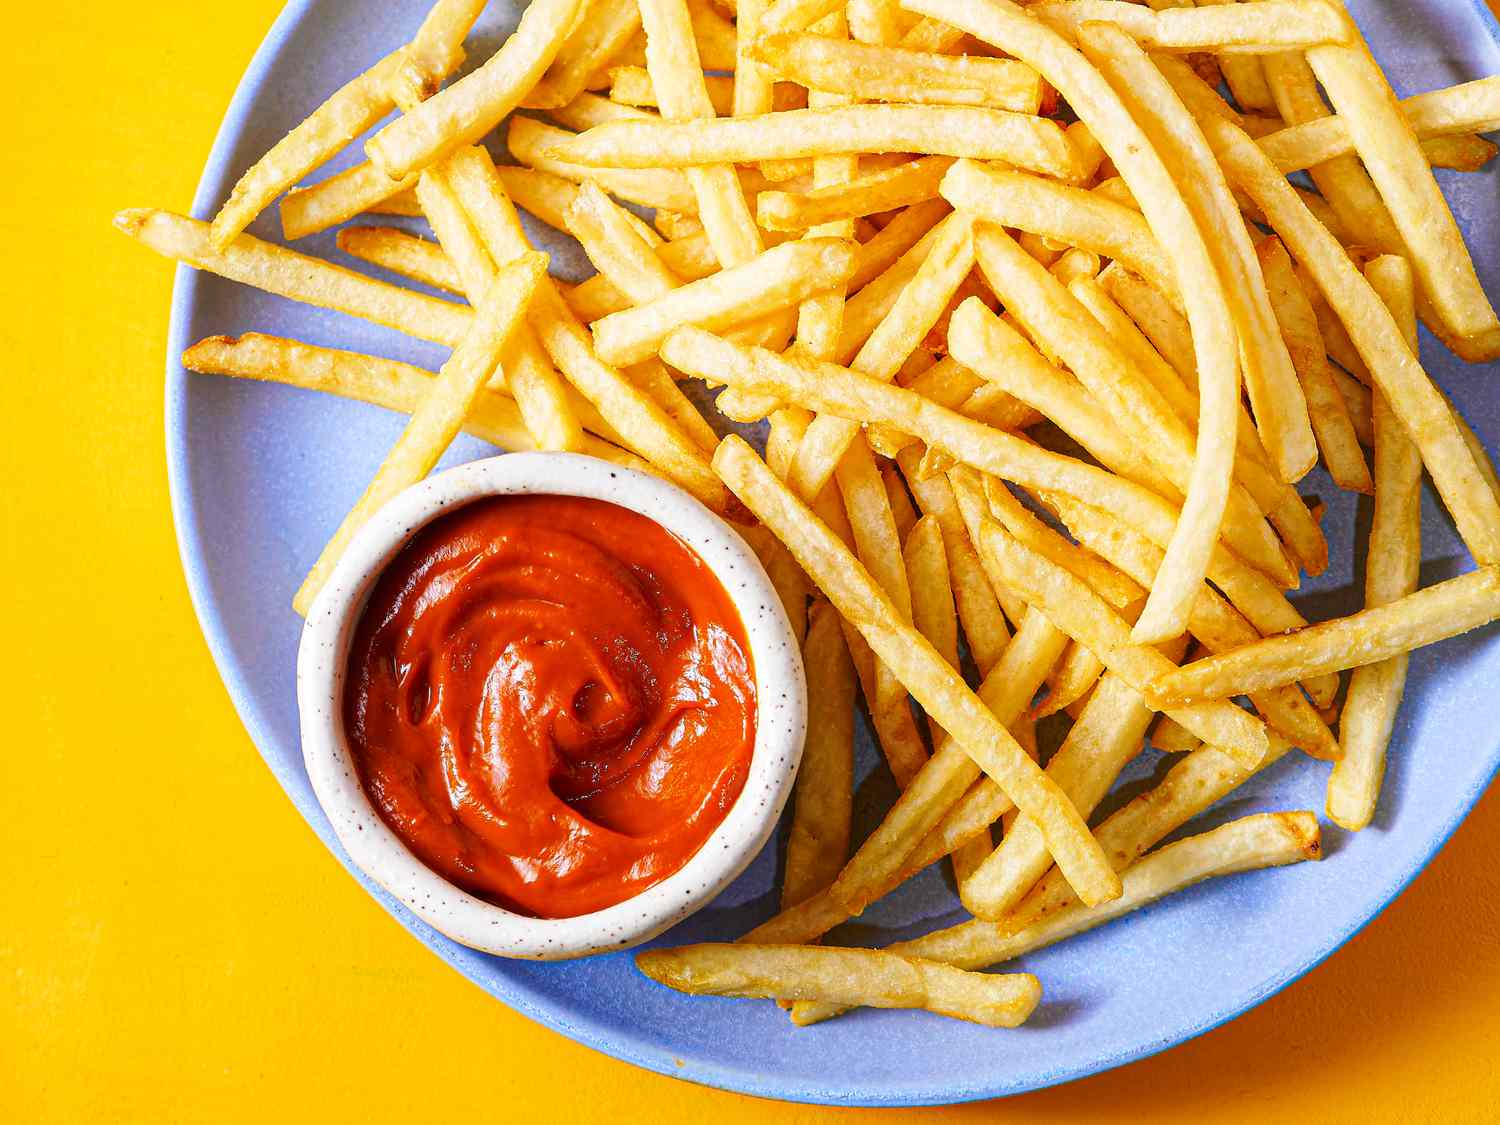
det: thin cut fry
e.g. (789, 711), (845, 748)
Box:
(509, 116), (699, 212)
(714, 436), (1121, 907)
(337, 226), (463, 295)
(759, 157), (954, 233)
(1032, 1), (1349, 52)
(782, 600), (856, 907)
(525, 0), (643, 110)
(1154, 568), (1500, 706)
(749, 33), (1045, 112)
(115, 209), (473, 347)
(292, 252), (548, 614)
(280, 162), (419, 241)
(367, 0), (586, 178)
(637, 943), (1041, 1027)
(181, 333), (641, 468)
(1326, 256), (1423, 831)
(553, 105), (1082, 177)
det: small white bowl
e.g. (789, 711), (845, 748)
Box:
(297, 452), (806, 960)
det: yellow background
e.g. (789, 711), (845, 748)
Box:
(6, 3), (1500, 1121)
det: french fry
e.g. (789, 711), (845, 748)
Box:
(440, 151), (729, 510)
(337, 226), (463, 295)
(782, 600), (856, 908)
(115, 209), (473, 347)
(794, 811), (1318, 1024)
(566, 181), (684, 303)
(1326, 256), (1424, 831)
(969, 226), (1294, 591)
(789, 214), (974, 500)
(1042, 491), (1339, 759)
(763, 0), (845, 34)
(524, 0), (643, 110)
(1155, 568), (1500, 707)
(553, 105), (1082, 177)
(209, 0), (477, 246)
(897, 448), (1011, 675)
(965, 640), (1185, 919)
(591, 237), (855, 366)
(547, 89), (657, 131)
(748, 33), (1045, 112)
(1031, 0), (1349, 52)
(759, 157), (954, 233)
(1259, 76), (1500, 172)
(280, 162), (419, 241)
(1152, 714), (1203, 754)
(637, 943), (1041, 1028)
(714, 436), (1121, 907)
(1079, 24), (1315, 488)
(1049, 247), (1100, 286)
(847, 197), (952, 293)
(1256, 235), (1372, 494)
(975, 516), (1269, 768)
(509, 116), (699, 212)
(366, 0), (586, 179)
(1033, 638), (1106, 723)
(904, 0), (1254, 646)
(1198, 114), (1500, 565)
(640, 0), (769, 271)
(179, 333), (643, 470)
(292, 252), (548, 614)
(1304, 3), (1500, 344)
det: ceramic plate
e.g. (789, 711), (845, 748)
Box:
(165, 0), (1500, 1105)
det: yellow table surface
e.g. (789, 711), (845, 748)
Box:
(7, 3), (1500, 1121)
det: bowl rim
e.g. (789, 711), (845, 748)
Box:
(295, 451), (806, 960)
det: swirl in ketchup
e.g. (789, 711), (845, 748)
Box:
(343, 493), (757, 919)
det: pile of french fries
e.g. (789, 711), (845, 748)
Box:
(119, 0), (1500, 1030)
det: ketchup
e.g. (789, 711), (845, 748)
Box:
(343, 494), (756, 919)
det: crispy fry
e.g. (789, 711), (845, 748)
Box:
(759, 157), (954, 233)
(179, 333), (643, 470)
(1152, 714), (1202, 754)
(1304, 4), (1500, 343)
(714, 436), (1120, 906)
(1032, 0), (1348, 52)
(337, 226), (463, 295)
(566, 181), (684, 302)
(525, 0), (643, 110)
(592, 237), (855, 366)
(1257, 235), (1372, 494)
(637, 943), (1041, 1027)
(1155, 568), (1500, 706)
(749, 33), (1045, 112)
(547, 89), (656, 131)
(292, 252), (548, 614)
(115, 208), (473, 346)
(1199, 114), (1500, 565)
(1259, 76), (1500, 172)
(975, 515), (1268, 768)
(280, 162), (419, 241)
(509, 116), (699, 212)
(782, 600), (856, 907)
(554, 105), (1081, 176)
(367, 0), (585, 178)
(1326, 256), (1424, 831)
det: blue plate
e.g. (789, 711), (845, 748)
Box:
(165, 0), (1500, 1106)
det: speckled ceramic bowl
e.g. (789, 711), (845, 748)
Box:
(296, 452), (806, 960)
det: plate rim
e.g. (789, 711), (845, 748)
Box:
(163, 0), (1500, 1106)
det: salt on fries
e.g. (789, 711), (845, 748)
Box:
(120, 0), (1500, 1033)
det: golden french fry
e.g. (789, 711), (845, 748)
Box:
(789, 215), (974, 501)
(1259, 76), (1500, 172)
(975, 516), (1269, 768)
(292, 252), (548, 614)
(905, 514), (960, 669)
(1304, 4), (1500, 342)
(1032, 0), (1349, 52)
(546, 89), (656, 131)
(637, 943), (1041, 1028)
(759, 156), (954, 233)
(748, 32), (1045, 112)
(782, 599), (856, 908)
(366, 0), (586, 179)
(1152, 714), (1203, 754)
(592, 237), (855, 366)
(553, 104), (1082, 177)
(1155, 568), (1500, 706)
(115, 209), (473, 346)
(180, 333), (643, 469)
(1079, 24), (1315, 488)
(1256, 235), (1372, 494)
(280, 162), (418, 241)
(566, 180), (684, 303)
(508, 116), (699, 212)
(524, 0), (643, 110)
(714, 436), (1121, 907)
(1326, 256), (1424, 831)
(337, 226), (463, 295)
(1032, 639), (1106, 722)
(1198, 113), (1500, 565)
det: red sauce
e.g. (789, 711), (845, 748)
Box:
(343, 494), (756, 919)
